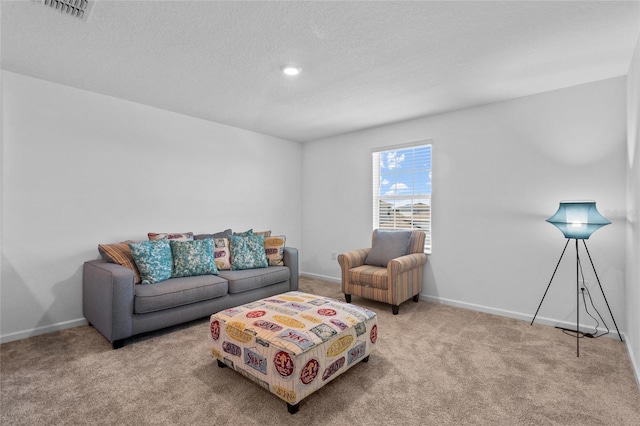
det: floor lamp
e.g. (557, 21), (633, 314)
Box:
(530, 200), (623, 357)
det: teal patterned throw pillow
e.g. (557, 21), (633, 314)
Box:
(129, 239), (173, 284)
(229, 235), (268, 270)
(170, 239), (219, 278)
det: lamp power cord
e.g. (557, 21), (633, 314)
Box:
(559, 257), (610, 339)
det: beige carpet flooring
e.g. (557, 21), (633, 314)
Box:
(1, 276), (639, 425)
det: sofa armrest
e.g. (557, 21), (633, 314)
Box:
(388, 253), (428, 275)
(283, 247), (299, 291)
(82, 260), (135, 344)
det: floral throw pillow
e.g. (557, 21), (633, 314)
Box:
(233, 229), (272, 238)
(129, 239), (173, 284)
(170, 239), (219, 278)
(229, 235), (268, 270)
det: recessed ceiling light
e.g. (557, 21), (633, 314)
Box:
(281, 65), (301, 76)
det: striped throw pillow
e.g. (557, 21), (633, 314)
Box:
(98, 241), (142, 284)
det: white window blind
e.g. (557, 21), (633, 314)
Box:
(372, 143), (432, 253)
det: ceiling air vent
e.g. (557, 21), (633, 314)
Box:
(40, 0), (94, 21)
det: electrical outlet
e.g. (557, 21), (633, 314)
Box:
(579, 280), (590, 293)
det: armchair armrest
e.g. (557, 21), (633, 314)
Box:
(337, 248), (371, 271)
(389, 253), (428, 275)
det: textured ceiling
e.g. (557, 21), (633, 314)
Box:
(2, 1), (639, 142)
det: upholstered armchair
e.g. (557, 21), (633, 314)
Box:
(338, 229), (428, 315)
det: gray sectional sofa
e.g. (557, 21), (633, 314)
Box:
(83, 247), (298, 349)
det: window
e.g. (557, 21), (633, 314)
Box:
(372, 142), (432, 253)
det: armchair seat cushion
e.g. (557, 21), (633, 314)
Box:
(348, 265), (388, 290)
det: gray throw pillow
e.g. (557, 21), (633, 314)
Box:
(194, 229), (232, 240)
(364, 230), (412, 267)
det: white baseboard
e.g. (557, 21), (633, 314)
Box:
(3, 277), (639, 390)
(0, 318), (88, 344)
(308, 271), (640, 387)
(624, 334), (640, 389)
(0, 272), (338, 345)
(300, 272), (622, 341)
(299, 272), (341, 283)
(421, 294), (623, 340)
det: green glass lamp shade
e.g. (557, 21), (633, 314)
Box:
(546, 201), (611, 239)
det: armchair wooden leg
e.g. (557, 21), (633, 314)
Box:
(392, 305), (399, 315)
(413, 294), (420, 302)
(344, 294), (352, 303)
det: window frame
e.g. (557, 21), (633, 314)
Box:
(372, 140), (432, 254)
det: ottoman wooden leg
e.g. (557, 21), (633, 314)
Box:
(217, 360), (227, 368)
(287, 403), (299, 414)
(344, 294), (351, 303)
(362, 356), (370, 363)
(392, 305), (399, 315)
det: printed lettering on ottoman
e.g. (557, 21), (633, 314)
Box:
(299, 358), (320, 385)
(209, 291), (378, 412)
(274, 351), (295, 377)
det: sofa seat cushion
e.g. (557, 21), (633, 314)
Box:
(218, 266), (290, 294)
(348, 265), (388, 290)
(134, 275), (228, 314)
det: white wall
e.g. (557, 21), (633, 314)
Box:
(626, 36), (640, 384)
(302, 77), (628, 335)
(0, 71), (303, 342)
(1, 68), (634, 376)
